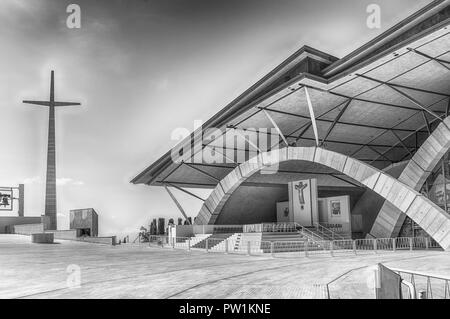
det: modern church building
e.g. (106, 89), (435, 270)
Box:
(132, 1), (450, 250)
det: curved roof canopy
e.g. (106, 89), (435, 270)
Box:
(132, 0), (450, 189)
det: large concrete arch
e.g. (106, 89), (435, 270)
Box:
(195, 146), (450, 250)
(369, 117), (450, 238)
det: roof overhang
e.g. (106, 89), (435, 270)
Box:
(131, 0), (450, 189)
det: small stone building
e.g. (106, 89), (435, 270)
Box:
(70, 208), (98, 237)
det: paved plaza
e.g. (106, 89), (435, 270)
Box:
(1, 235), (449, 299)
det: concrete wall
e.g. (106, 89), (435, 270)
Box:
(44, 230), (115, 245)
(41, 215), (51, 231)
(318, 187), (365, 213)
(70, 208), (98, 236)
(0, 216), (42, 234)
(192, 225), (214, 234)
(351, 162), (407, 236)
(351, 189), (386, 236)
(174, 225), (195, 238)
(8, 216), (52, 235)
(76, 236), (116, 245)
(212, 184), (364, 227)
(45, 230), (78, 240)
(215, 185), (288, 225)
(31, 233), (54, 244)
(12, 223), (44, 235)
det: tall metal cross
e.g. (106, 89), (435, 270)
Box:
(23, 71), (81, 230)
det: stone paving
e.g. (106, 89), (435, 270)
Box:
(1, 235), (449, 299)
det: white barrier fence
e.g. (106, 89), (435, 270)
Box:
(386, 266), (450, 299)
(145, 235), (441, 257)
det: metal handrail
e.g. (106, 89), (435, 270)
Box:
(401, 279), (416, 299)
(149, 234), (442, 258)
(390, 268), (450, 281)
(313, 222), (347, 240)
(388, 267), (450, 299)
(315, 226), (331, 239)
(313, 223), (332, 239)
(292, 222), (325, 242)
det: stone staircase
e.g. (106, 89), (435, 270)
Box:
(235, 232), (264, 254)
(191, 232), (234, 249)
(172, 223), (346, 254)
(226, 233), (241, 251)
(174, 234), (210, 248)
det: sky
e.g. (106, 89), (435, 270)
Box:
(0, 0), (433, 236)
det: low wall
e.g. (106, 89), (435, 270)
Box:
(45, 230), (116, 245)
(175, 225), (194, 237)
(0, 216), (42, 234)
(44, 230), (116, 245)
(4, 225), (116, 245)
(193, 225), (215, 234)
(31, 233), (54, 244)
(45, 230), (78, 240)
(76, 236), (117, 245)
(191, 225), (244, 234)
(12, 223), (44, 235)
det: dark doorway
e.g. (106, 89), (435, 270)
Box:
(78, 228), (91, 237)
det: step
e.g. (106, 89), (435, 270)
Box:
(192, 233), (235, 249)
(174, 234), (211, 248)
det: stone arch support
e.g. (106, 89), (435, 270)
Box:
(369, 117), (450, 239)
(195, 145), (450, 250)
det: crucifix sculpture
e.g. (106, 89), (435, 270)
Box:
(23, 71), (81, 230)
(295, 181), (308, 205)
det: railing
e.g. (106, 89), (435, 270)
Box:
(242, 222), (327, 243)
(148, 235), (169, 246)
(292, 222), (326, 242)
(389, 267), (450, 299)
(132, 232), (149, 244)
(401, 279), (416, 299)
(146, 235), (442, 258)
(212, 225), (244, 234)
(190, 222), (344, 244)
(191, 224), (244, 234)
(243, 223), (297, 233)
(313, 222), (347, 240)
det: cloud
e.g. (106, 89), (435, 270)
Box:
(22, 176), (84, 186)
(56, 178), (84, 186)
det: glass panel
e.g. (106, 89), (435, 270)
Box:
(424, 154), (449, 212)
(428, 182), (446, 207)
(401, 150), (450, 237)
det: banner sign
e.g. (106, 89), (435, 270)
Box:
(318, 195), (351, 235)
(276, 201), (291, 223)
(0, 187), (13, 211)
